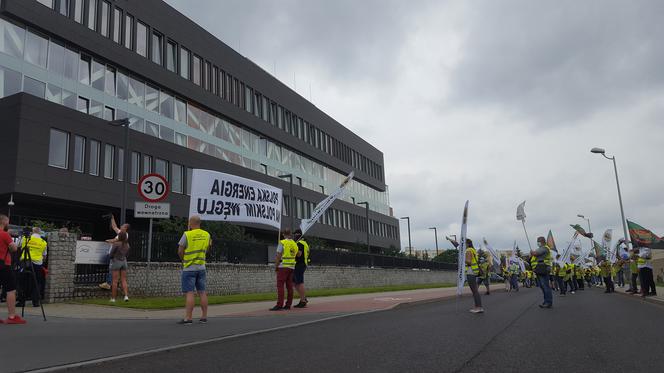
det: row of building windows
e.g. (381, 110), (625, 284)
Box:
(34, 0), (385, 182)
(0, 16), (390, 214)
(46, 127), (397, 239)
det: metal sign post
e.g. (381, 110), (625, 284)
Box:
(136, 174), (170, 292)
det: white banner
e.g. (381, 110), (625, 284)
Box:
(188, 169), (282, 229)
(300, 172), (354, 237)
(516, 201), (527, 221)
(603, 229), (614, 263)
(560, 232), (580, 264)
(75, 241), (111, 264)
(457, 200), (469, 296)
(482, 238), (501, 267)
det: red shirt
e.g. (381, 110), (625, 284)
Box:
(0, 230), (13, 265)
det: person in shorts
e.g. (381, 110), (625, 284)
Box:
(0, 214), (26, 324)
(99, 215), (130, 290)
(177, 216), (211, 325)
(109, 231), (130, 303)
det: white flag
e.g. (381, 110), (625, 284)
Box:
(457, 201), (469, 296)
(602, 229), (614, 262)
(516, 201), (527, 221)
(299, 172), (354, 237)
(483, 238), (501, 267)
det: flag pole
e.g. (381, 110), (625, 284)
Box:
(521, 220), (533, 252)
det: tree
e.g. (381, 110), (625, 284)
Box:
(153, 217), (248, 241)
(433, 249), (458, 264)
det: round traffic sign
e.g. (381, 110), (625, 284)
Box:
(138, 173), (169, 202)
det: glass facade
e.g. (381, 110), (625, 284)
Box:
(48, 128), (69, 169)
(0, 11), (391, 215)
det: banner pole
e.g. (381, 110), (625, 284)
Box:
(522, 220), (533, 252)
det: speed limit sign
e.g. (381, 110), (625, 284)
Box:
(138, 173), (169, 202)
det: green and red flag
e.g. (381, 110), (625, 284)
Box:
(570, 224), (593, 238)
(627, 220), (664, 249)
(547, 230), (557, 251)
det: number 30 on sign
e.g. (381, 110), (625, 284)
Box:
(138, 173), (169, 202)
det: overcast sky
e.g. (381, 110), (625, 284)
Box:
(165, 0), (664, 251)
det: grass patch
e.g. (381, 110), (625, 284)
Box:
(79, 283), (454, 310)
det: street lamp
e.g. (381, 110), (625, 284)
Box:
(107, 118), (131, 225)
(400, 216), (411, 256)
(7, 194), (14, 221)
(429, 227), (439, 256)
(591, 147), (630, 250)
(277, 174), (294, 233)
(357, 201), (370, 253)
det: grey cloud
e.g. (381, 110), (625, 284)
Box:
(449, 0), (664, 127)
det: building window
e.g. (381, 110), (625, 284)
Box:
(62, 89), (76, 109)
(64, 47), (79, 80)
(59, 0), (70, 16)
(104, 66), (116, 96)
(86, 0), (97, 31)
(37, 0), (54, 7)
(24, 30), (48, 68)
(0, 19), (25, 59)
(116, 71), (128, 100)
(186, 168), (192, 195)
(112, 7), (121, 43)
(179, 48), (190, 79)
(130, 151), (139, 184)
(142, 154), (152, 176)
(166, 40), (176, 72)
(145, 121), (159, 137)
(128, 76), (144, 107)
(74, 0), (83, 23)
(48, 129), (69, 169)
(73, 135), (85, 173)
(192, 55), (201, 85)
(203, 61), (211, 90)
(77, 96), (89, 113)
(100, 1), (110, 37)
(159, 91), (174, 119)
(103, 144), (115, 179)
(152, 32), (163, 65)
(175, 98), (186, 123)
(117, 147), (124, 181)
(47, 41), (65, 76)
(46, 83), (62, 104)
(136, 21), (147, 57)
(124, 14), (133, 49)
(212, 66), (218, 95)
(23, 76), (46, 98)
(155, 158), (168, 180)
(91, 59), (104, 91)
(171, 163), (183, 193)
(79, 55), (91, 85)
(89, 140), (100, 175)
(89, 100), (102, 118)
(103, 106), (115, 120)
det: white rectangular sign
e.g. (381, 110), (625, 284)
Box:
(75, 241), (111, 264)
(134, 202), (171, 219)
(188, 169), (283, 229)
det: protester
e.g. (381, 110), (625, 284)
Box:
(270, 229), (298, 311)
(109, 232), (130, 303)
(627, 249), (640, 294)
(563, 261), (575, 294)
(177, 215), (211, 324)
(531, 236), (553, 309)
(99, 215), (130, 290)
(637, 246), (656, 297)
(575, 263), (585, 291)
(509, 260), (520, 292)
(465, 239), (483, 313)
(553, 254), (566, 296)
(477, 251), (491, 295)
(599, 257), (615, 293)
(0, 214), (26, 324)
(17, 227), (47, 307)
(292, 229), (310, 308)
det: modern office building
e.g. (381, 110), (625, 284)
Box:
(0, 0), (400, 251)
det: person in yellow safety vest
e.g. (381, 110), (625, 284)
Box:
(612, 259), (624, 288)
(270, 229), (299, 311)
(17, 227), (47, 308)
(637, 246), (657, 297)
(531, 236), (553, 308)
(530, 254), (539, 288)
(293, 229), (310, 308)
(465, 239), (483, 314)
(574, 263), (585, 291)
(553, 254), (566, 296)
(563, 262), (575, 294)
(477, 251), (491, 295)
(177, 215), (211, 325)
(627, 249), (640, 294)
(599, 257), (615, 293)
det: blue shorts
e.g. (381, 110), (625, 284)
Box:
(181, 270), (206, 293)
(293, 266), (306, 285)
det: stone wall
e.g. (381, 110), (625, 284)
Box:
(44, 232), (77, 303)
(125, 263), (458, 297)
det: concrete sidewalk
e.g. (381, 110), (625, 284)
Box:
(614, 285), (664, 304)
(1, 284), (504, 320)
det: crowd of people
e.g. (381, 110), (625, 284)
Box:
(464, 234), (659, 314)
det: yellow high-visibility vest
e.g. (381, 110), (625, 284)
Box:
(298, 239), (310, 265)
(21, 235), (47, 263)
(183, 229), (210, 268)
(465, 247), (479, 274)
(280, 239), (298, 269)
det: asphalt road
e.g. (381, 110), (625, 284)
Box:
(65, 288), (664, 373)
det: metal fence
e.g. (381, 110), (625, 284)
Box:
(73, 230), (456, 284)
